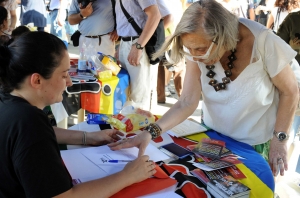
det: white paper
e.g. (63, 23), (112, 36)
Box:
(61, 147), (109, 180)
(150, 132), (174, 148)
(80, 147), (137, 174)
(80, 145), (169, 165)
(167, 120), (207, 137)
(62, 144), (170, 181)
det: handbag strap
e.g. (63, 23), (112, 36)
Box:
(119, 0), (142, 35)
(111, 0), (117, 30)
(274, 7), (281, 30)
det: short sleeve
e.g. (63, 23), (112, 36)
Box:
(156, 0), (171, 18)
(12, 109), (72, 197)
(138, 0), (157, 11)
(68, 0), (80, 16)
(263, 30), (297, 78)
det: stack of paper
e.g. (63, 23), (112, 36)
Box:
(167, 119), (207, 137)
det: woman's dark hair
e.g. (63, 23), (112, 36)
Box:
(274, 0), (289, 11)
(11, 26), (30, 39)
(0, 31), (67, 93)
(0, 6), (7, 27)
(275, 0), (300, 11)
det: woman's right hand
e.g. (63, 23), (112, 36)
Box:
(122, 155), (156, 184)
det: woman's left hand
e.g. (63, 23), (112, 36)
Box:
(269, 138), (288, 176)
(108, 130), (152, 156)
(88, 129), (124, 146)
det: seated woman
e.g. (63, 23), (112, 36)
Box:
(0, 31), (156, 197)
(109, 0), (299, 179)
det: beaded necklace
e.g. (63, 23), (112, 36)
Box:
(206, 49), (237, 91)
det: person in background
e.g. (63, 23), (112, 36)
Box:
(68, 0), (118, 56)
(49, 0), (69, 46)
(5, 25), (29, 44)
(266, 0), (289, 33)
(19, 0), (47, 31)
(277, 4), (300, 64)
(277, 1), (300, 162)
(109, 0), (300, 178)
(185, 0), (199, 8)
(157, 0), (186, 103)
(11, 25), (29, 39)
(218, 0), (240, 15)
(267, 0), (300, 33)
(218, 0), (255, 20)
(239, 0), (255, 20)
(255, 0), (276, 26)
(0, 0), (17, 34)
(0, 5), (9, 45)
(115, 0), (161, 111)
(156, 0), (173, 103)
(65, 0), (78, 43)
(0, 31), (156, 198)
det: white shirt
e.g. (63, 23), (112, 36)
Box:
(115, 0), (157, 37)
(198, 18), (298, 145)
(271, 7), (289, 33)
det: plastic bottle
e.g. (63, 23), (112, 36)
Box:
(78, 48), (87, 75)
(97, 52), (112, 79)
(97, 52), (121, 76)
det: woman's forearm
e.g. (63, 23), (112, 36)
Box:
(53, 127), (83, 145)
(156, 95), (200, 133)
(275, 92), (299, 135)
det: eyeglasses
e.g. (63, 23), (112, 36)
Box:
(181, 37), (216, 61)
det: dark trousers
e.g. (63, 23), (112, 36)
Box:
(157, 61), (186, 103)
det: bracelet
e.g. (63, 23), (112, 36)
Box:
(82, 131), (87, 145)
(144, 123), (162, 140)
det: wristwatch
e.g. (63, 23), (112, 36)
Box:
(273, 131), (289, 142)
(79, 13), (87, 19)
(134, 42), (144, 50)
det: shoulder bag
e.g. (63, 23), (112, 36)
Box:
(120, 0), (165, 65)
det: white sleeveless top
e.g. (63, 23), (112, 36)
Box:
(198, 18), (297, 145)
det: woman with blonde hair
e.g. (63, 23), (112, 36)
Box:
(109, 0), (300, 180)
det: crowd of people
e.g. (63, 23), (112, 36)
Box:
(0, 0), (300, 197)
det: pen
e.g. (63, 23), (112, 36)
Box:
(107, 160), (133, 163)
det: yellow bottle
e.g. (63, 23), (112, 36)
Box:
(100, 55), (121, 76)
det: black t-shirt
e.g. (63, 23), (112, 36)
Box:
(0, 93), (72, 197)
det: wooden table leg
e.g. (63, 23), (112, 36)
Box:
(57, 117), (68, 129)
(78, 108), (85, 123)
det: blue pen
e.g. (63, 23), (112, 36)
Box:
(108, 160), (133, 163)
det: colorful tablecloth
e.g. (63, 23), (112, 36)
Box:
(157, 130), (274, 198)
